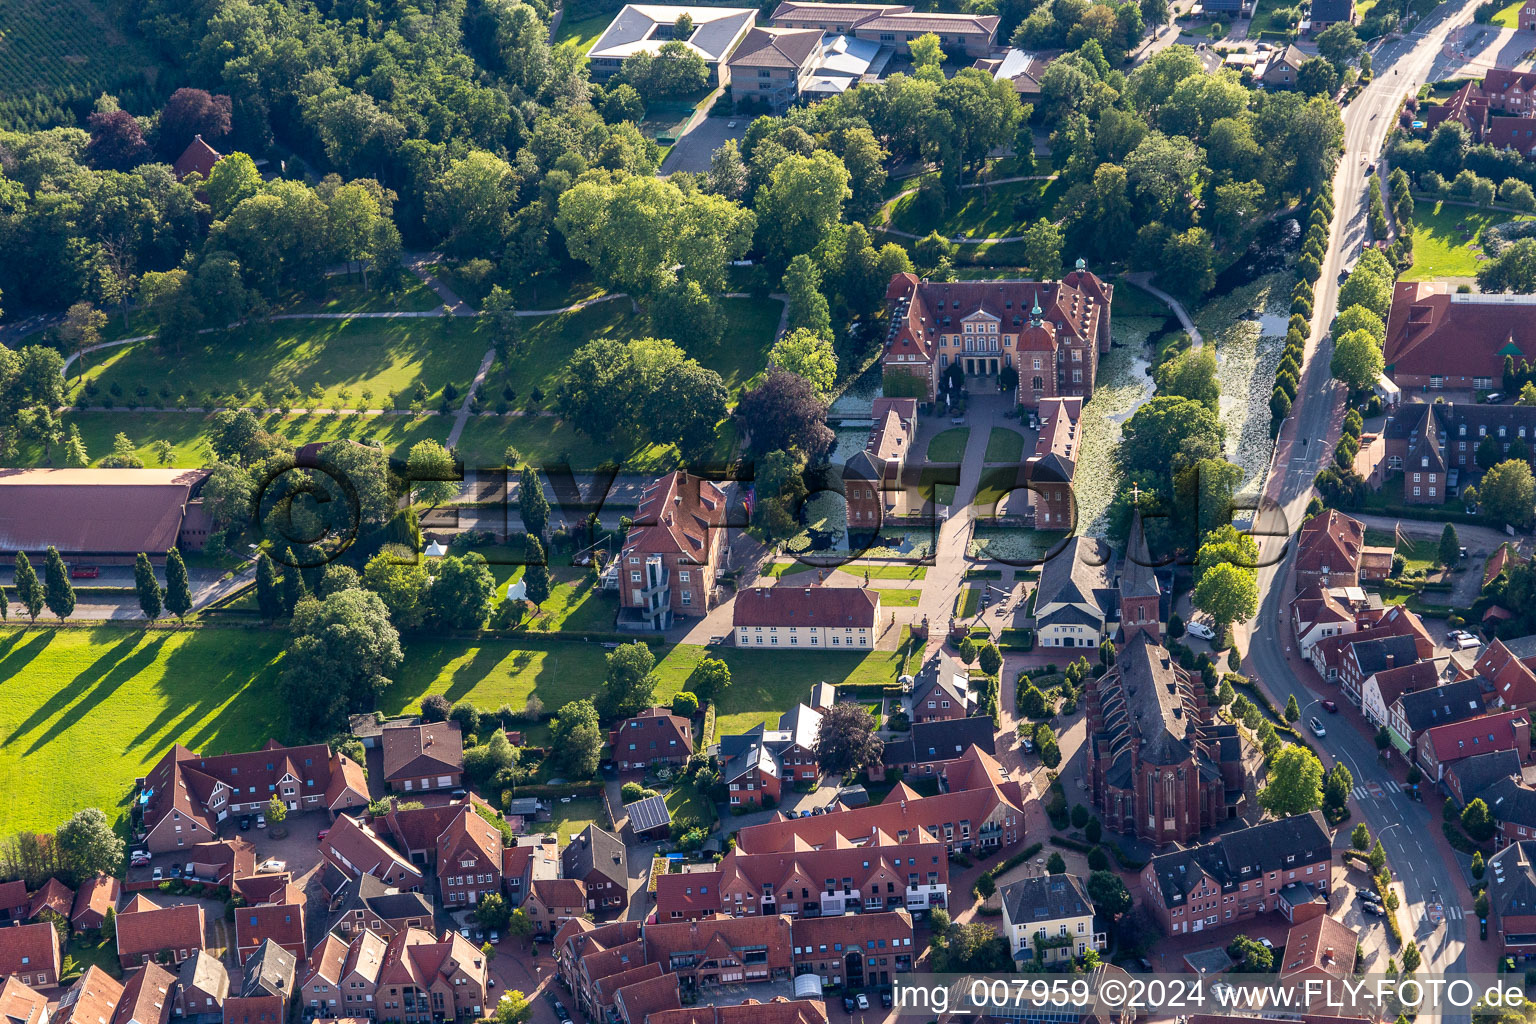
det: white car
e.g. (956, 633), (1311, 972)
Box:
(257, 859), (286, 873)
(856, 995), (870, 1010)
(1309, 717), (1327, 738)
(1186, 621), (1216, 641)
(256, 814), (266, 828)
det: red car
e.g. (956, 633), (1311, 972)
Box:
(70, 565), (99, 579)
(1321, 700), (1339, 713)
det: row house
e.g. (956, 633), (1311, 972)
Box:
(1361, 657), (1458, 731)
(117, 896), (206, 970)
(319, 872), (434, 941)
(844, 398), (918, 539)
(1444, 748), (1523, 810)
(436, 806), (503, 911)
(501, 835), (559, 911)
(1445, 751), (1536, 847)
(120, 964), (178, 1024)
(525, 879), (587, 938)
(222, 996), (282, 1024)
(874, 716), (997, 780)
(0, 921), (62, 987)
(381, 722), (464, 794)
(731, 585), (883, 650)
(1290, 587), (1362, 660)
(615, 472), (727, 632)
(56, 967), (125, 1024)
(880, 267), (1111, 406)
(1309, 605), (1431, 685)
(140, 741), (368, 852)
(590, 962), (668, 1024)
(301, 930), (387, 1019)
(175, 951), (229, 1022)
(562, 826), (629, 916)
(73, 873), (122, 933)
(380, 803), (464, 866)
(0, 880), (27, 925)
(649, 1000), (828, 1024)
(374, 927), (489, 1023)
(178, 839), (257, 890)
(611, 973), (681, 1024)
(1416, 708), (1532, 783)
(1375, 400), (1536, 504)
(0, 978), (48, 1024)
(321, 815), (425, 892)
(1139, 813), (1333, 936)
(610, 708), (694, 773)
(654, 875), (723, 924)
(232, 876), (306, 965)
(1340, 634), (1424, 709)
(1477, 635), (1536, 710)
(643, 916), (794, 987)
(789, 911), (913, 987)
(241, 939), (297, 1007)
(1487, 840), (1536, 957)
(1294, 510), (1392, 590)
(1385, 677), (1486, 758)
(29, 878), (74, 922)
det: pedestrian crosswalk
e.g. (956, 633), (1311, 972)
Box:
(1352, 779), (1402, 800)
(1424, 905), (1464, 923)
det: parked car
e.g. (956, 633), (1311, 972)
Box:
(317, 829), (329, 841)
(460, 926), (471, 938)
(130, 851), (151, 867)
(1321, 700), (1338, 712)
(1487, 392), (1507, 404)
(257, 859), (286, 873)
(880, 992), (893, 1009)
(256, 814), (266, 828)
(1309, 717), (1327, 738)
(169, 863), (183, 879)
(239, 815), (252, 831)
(1258, 938), (1273, 950)
(70, 565), (99, 579)
(1186, 621), (1216, 641)
(1359, 890), (1382, 905)
(1362, 902), (1385, 916)
(708, 635), (726, 646)
(489, 930), (500, 944)
(151, 867), (163, 881)
(856, 995), (870, 1011)
(553, 1003), (570, 1023)
(812, 806), (826, 815)
(843, 998), (857, 1014)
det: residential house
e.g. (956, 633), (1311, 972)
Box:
(1032, 536), (1115, 649)
(0, 468), (213, 566)
(642, 916), (794, 986)
(880, 268), (1112, 406)
(789, 911), (913, 986)
(173, 137), (223, 183)
(1486, 840), (1536, 956)
(732, 585), (882, 650)
(590, 964), (667, 1024)
(553, 920), (641, 1013)
(174, 951), (229, 1021)
(1290, 587), (1360, 659)
(29, 878), (75, 923)
(562, 826), (629, 916)
(876, 716), (997, 781)
(908, 652), (973, 723)
(321, 816), (424, 893)
(0, 927), (59, 988)
(616, 472), (728, 631)
(1478, 636), (1536, 710)
(1085, 633), (1245, 847)
(1444, 748), (1524, 809)
(1278, 915), (1358, 985)
(220, 998), (281, 1024)
(0, 978), (49, 1024)
(610, 708), (694, 773)
(436, 805), (503, 911)
(380, 803), (464, 867)
(588, 5), (757, 84)
(232, 879), (305, 965)
(843, 398), (919, 538)
(1139, 813), (1333, 936)
(178, 841), (257, 891)
(1456, 765), (1536, 846)
(321, 873), (434, 941)
(999, 874), (1103, 965)
(303, 930), (385, 1020)
(0, 880), (28, 925)
(501, 835), (559, 909)
(140, 742), (368, 853)
(1261, 45), (1306, 87)
(1384, 282), (1536, 391)
(1387, 677), (1487, 758)
(503, 798), (541, 834)
(1361, 658), (1456, 730)
(654, 874), (723, 923)
(648, 1000), (828, 1024)
(525, 879), (587, 937)
(1376, 403), (1536, 504)
(1294, 511), (1391, 589)
(972, 48), (1049, 96)
(72, 874), (121, 933)
(116, 965), (176, 1024)
(116, 896), (204, 970)
(55, 967), (124, 1024)
(612, 974), (681, 1024)
(1309, 605), (1431, 683)
(374, 928), (489, 1023)
(380, 722), (464, 794)
(300, 934), (351, 1018)
(1308, 0), (1354, 29)
(1417, 709), (1532, 782)
(769, 1), (999, 57)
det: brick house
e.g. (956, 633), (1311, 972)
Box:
(1290, 587), (1359, 659)
(320, 814), (425, 892)
(175, 950), (229, 1020)
(654, 874), (722, 923)
(119, 964), (178, 1024)
(1375, 402), (1536, 504)
(436, 805), (503, 911)
(29, 877), (75, 922)
(643, 916), (794, 986)
(1294, 510), (1391, 589)
(718, 702), (823, 793)
(222, 996), (282, 1024)
(881, 267), (1112, 405)
(72, 873), (121, 933)
(562, 826), (629, 916)
(1417, 709), (1532, 783)
(610, 708), (693, 773)
(1340, 634), (1425, 709)
(1477, 636), (1536, 710)
(0, 921), (62, 987)
(301, 931), (384, 1018)
(721, 742), (782, 808)
(0, 978), (48, 1024)
(611, 973), (681, 1024)
(1387, 677), (1487, 758)
(116, 896), (205, 969)
(732, 585), (882, 650)
(525, 879), (587, 937)
(374, 928), (489, 1023)
(616, 472), (727, 631)
(56, 966), (124, 1024)
(725, 27), (823, 112)
(1487, 840), (1536, 956)
(1384, 281), (1536, 391)
(233, 880), (305, 965)
(1139, 813), (1333, 936)
(381, 722), (464, 793)
(844, 397), (918, 540)
(789, 911), (914, 986)
(0, 880), (28, 925)
(875, 716), (996, 779)
(1278, 915), (1358, 985)
(908, 652), (973, 724)
(1308, 604), (1431, 683)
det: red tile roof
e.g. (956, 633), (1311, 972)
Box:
(641, 915), (794, 969)
(610, 708), (693, 760)
(622, 472), (726, 563)
(531, 878), (586, 910)
(613, 972), (681, 1024)
(1279, 915), (1358, 982)
(221, 995), (283, 1024)
(172, 136), (223, 183)
(1426, 709), (1529, 764)
(0, 879), (26, 914)
(1369, 660), (1442, 709)
(0, 978), (48, 1024)
(1384, 281), (1536, 382)
(321, 814), (422, 886)
(29, 877), (75, 920)
(113, 963), (176, 1024)
(732, 585), (880, 629)
(117, 897), (205, 961)
(436, 805), (502, 874)
(653, 873), (722, 920)
(0, 469), (210, 557)
(55, 966), (125, 1024)
(649, 999), (828, 1024)
(302, 934), (350, 988)
(0, 921), (59, 979)
(72, 874), (121, 929)
(1295, 510), (1366, 576)
(381, 722), (464, 782)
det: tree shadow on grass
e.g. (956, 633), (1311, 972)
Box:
(24, 633), (172, 755)
(129, 630), (287, 756)
(2, 628), (129, 748)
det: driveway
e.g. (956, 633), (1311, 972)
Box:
(659, 116), (748, 176)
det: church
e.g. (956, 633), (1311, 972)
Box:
(1082, 512), (1248, 847)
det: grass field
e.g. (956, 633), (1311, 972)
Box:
(1400, 201), (1535, 281)
(878, 589), (922, 607)
(523, 573), (619, 632)
(0, 0), (165, 124)
(547, 798), (606, 844)
(1365, 527), (1438, 572)
(664, 778), (716, 826)
(983, 427), (1026, 463)
(552, 11), (614, 53)
(1491, 0), (1523, 23)
(1112, 281), (1173, 319)
(927, 428), (970, 462)
(76, 318), (493, 411)
(889, 178), (1065, 240)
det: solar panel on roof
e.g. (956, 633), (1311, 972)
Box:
(626, 794), (671, 833)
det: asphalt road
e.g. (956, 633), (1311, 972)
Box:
(1243, 0), (1481, 1003)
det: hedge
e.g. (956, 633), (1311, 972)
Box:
(505, 782), (603, 798)
(1050, 835), (1093, 853)
(971, 843), (1044, 900)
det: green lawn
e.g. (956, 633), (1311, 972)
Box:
(1490, 0), (1524, 24)
(955, 586), (980, 618)
(664, 778), (717, 827)
(0, 627), (288, 836)
(547, 797), (606, 844)
(926, 428), (970, 462)
(1400, 201), (1535, 281)
(523, 573), (619, 632)
(76, 317), (493, 411)
(286, 276), (444, 314)
(878, 589), (922, 607)
(1365, 527), (1438, 572)
(1112, 281), (1172, 319)
(983, 427), (1026, 463)
(452, 415), (680, 474)
(889, 177), (1065, 240)
(552, 11), (614, 53)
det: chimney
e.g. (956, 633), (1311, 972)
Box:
(1386, 654), (1395, 668)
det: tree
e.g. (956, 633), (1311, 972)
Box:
(465, 729), (518, 784)
(1323, 761), (1353, 812)
(754, 151), (852, 265)
(1284, 694), (1300, 722)
(520, 467), (549, 539)
(408, 440), (458, 508)
(55, 807), (124, 881)
(1259, 745), (1324, 817)
(910, 32), (946, 69)
(957, 636), (978, 664)
(86, 109), (149, 170)
(266, 795), (288, 824)
(1194, 561), (1258, 634)
(1331, 329), (1384, 392)
(1472, 850), (1486, 880)
(620, 41), (709, 100)
(475, 892), (512, 931)
(978, 643), (1003, 676)
(135, 553), (163, 621)
(1154, 347), (1219, 411)
(100, 432), (144, 469)
(281, 589), (403, 731)
(1121, 395), (1224, 485)
(737, 370), (834, 458)
(523, 535), (553, 607)
(1401, 941), (1421, 974)
(551, 699), (604, 778)
(1351, 822), (1371, 851)
(1046, 851), (1067, 874)
(13, 553), (43, 622)
(422, 694), (452, 723)
(1439, 523), (1460, 568)
(1023, 218), (1064, 280)
(687, 658), (731, 703)
(428, 151), (518, 257)
(672, 692), (699, 718)
(165, 548), (192, 620)
(815, 703), (883, 776)
(1160, 228), (1216, 298)
(280, 548), (308, 615)
(428, 553), (497, 630)
(158, 88), (232, 158)
(1480, 460), (1535, 527)
(931, 921), (1012, 973)
(1297, 57), (1341, 97)
(63, 425), (88, 468)
(1333, 304), (1386, 347)
(771, 328), (837, 398)
(206, 152), (263, 220)
(648, 280), (723, 353)
(1369, 838), (1387, 872)
(1463, 797), (1497, 841)
(1228, 935), (1274, 973)
(43, 546), (75, 621)
(1087, 870), (1132, 920)
(600, 642), (658, 721)
(704, 139), (748, 200)
(1338, 262), (1395, 319)
(61, 302), (107, 375)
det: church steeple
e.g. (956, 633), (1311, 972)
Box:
(1120, 506), (1162, 644)
(1030, 292), (1043, 325)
